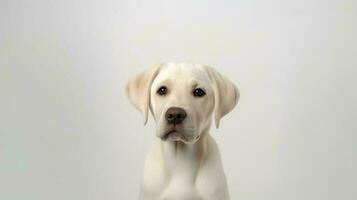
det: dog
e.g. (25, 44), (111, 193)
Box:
(126, 63), (239, 200)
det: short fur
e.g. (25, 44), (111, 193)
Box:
(126, 63), (239, 200)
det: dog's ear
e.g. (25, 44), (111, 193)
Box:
(204, 66), (239, 128)
(126, 65), (162, 125)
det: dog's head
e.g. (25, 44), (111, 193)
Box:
(126, 63), (239, 143)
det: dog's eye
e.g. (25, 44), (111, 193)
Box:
(157, 86), (168, 96)
(193, 88), (206, 97)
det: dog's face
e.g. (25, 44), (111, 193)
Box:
(126, 63), (239, 144)
(150, 65), (215, 143)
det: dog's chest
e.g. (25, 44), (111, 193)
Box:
(141, 140), (229, 200)
(160, 180), (203, 200)
(142, 173), (226, 200)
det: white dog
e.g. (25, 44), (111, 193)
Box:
(126, 63), (239, 200)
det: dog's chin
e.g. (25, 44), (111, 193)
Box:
(160, 130), (199, 144)
(165, 131), (185, 141)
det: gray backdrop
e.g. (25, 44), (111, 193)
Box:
(1, 0), (356, 200)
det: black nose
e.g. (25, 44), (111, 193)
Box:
(165, 107), (187, 125)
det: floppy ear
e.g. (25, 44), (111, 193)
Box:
(204, 66), (240, 128)
(126, 65), (162, 125)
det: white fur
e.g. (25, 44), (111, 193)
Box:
(126, 63), (239, 200)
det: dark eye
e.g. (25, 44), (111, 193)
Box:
(157, 86), (168, 96)
(193, 88), (206, 97)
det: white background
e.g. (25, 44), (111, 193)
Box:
(1, 0), (356, 199)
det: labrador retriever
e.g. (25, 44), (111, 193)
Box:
(126, 63), (239, 200)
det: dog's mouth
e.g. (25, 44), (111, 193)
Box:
(162, 128), (199, 143)
(162, 129), (186, 141)
(161, 124), (196, 142)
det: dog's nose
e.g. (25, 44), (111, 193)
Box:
(165, 107), (187, 125)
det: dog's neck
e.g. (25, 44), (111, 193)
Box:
(160, 129), (210, 183)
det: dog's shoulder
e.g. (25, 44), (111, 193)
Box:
(195, 137), (230, 199)
(140, 141), (166, 196)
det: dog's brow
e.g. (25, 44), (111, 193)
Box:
(191, 81), (206, 90)
(154, 79), (170, 88)
(192, 83), (199, 89)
